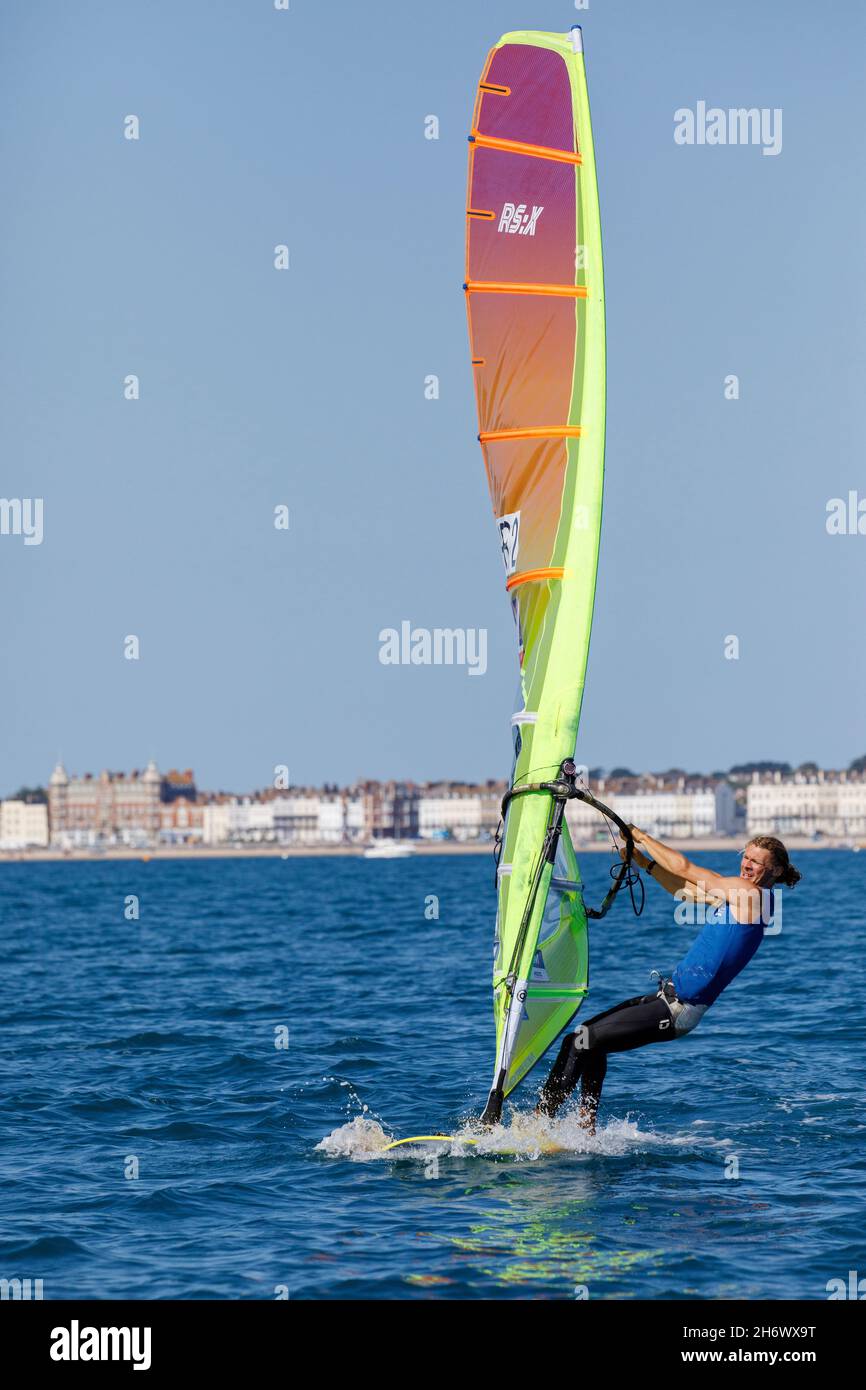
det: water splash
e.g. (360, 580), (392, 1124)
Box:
(315, 1115), (395, 1159)
(315, 1108), (684, 1163)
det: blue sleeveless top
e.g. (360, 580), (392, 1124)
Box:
(671, 891), (773, 1006)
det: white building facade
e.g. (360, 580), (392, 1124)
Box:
(198, 794), (368, 846)
(747, 776), (866, 837)
(0, 800), (49, 849)
(567, 783), (738, 841)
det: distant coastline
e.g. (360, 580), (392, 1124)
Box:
(0, 836), (858, 864)
(6, 760), (864, 856)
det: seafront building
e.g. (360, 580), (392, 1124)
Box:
(202, 794), (364, 846)
(566, 780), (739, 843)
(39, 766), (430, 848)
(1, 761), (862, 853)
(36, 766), (742, 849)
(47, 761), (199, 849)
(746, 771), (866, 838)
(417, 785), (504, 841)
(0, 799), (49, 849)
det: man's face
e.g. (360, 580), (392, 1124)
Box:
(741, 843), (775, 885)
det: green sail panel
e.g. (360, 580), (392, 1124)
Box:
(465, 28), (605, 1100)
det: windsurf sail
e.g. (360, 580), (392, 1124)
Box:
(465, 27), (628, 1125)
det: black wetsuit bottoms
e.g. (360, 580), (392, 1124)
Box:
(537, 986), (679, 1118)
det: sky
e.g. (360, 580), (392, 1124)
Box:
(1, 0), (864, 795)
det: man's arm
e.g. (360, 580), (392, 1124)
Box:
(630, 828), (763, 922)
(629, 847), (694, 900)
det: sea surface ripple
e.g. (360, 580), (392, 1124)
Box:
(1, 851), (862, 1299)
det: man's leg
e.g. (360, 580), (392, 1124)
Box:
(577, 1051), (607, 1133)
(537, 991), (675, 1118)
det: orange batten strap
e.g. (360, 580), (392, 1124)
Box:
(465, 280), (589, 299)
(479, 426), (583, 443)
(506, 567), (565, 592)
(466, 208), (495, 220)
(470, 131), (582, 166)
(478, 83), (510, 96)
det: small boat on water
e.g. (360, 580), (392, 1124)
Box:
(362, 841), (415, 859)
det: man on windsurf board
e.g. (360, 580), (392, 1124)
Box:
(537, 833), (800, 1130)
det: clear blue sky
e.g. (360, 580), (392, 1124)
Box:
(1, 0), (864, 794)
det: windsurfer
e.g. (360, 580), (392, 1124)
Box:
(536, 832), (800, 1131)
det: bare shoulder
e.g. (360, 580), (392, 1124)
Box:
(715, 876), (765, 922)
(682, 860), (768, 923)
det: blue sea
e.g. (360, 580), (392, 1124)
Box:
(1, 850), (863, 1300)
